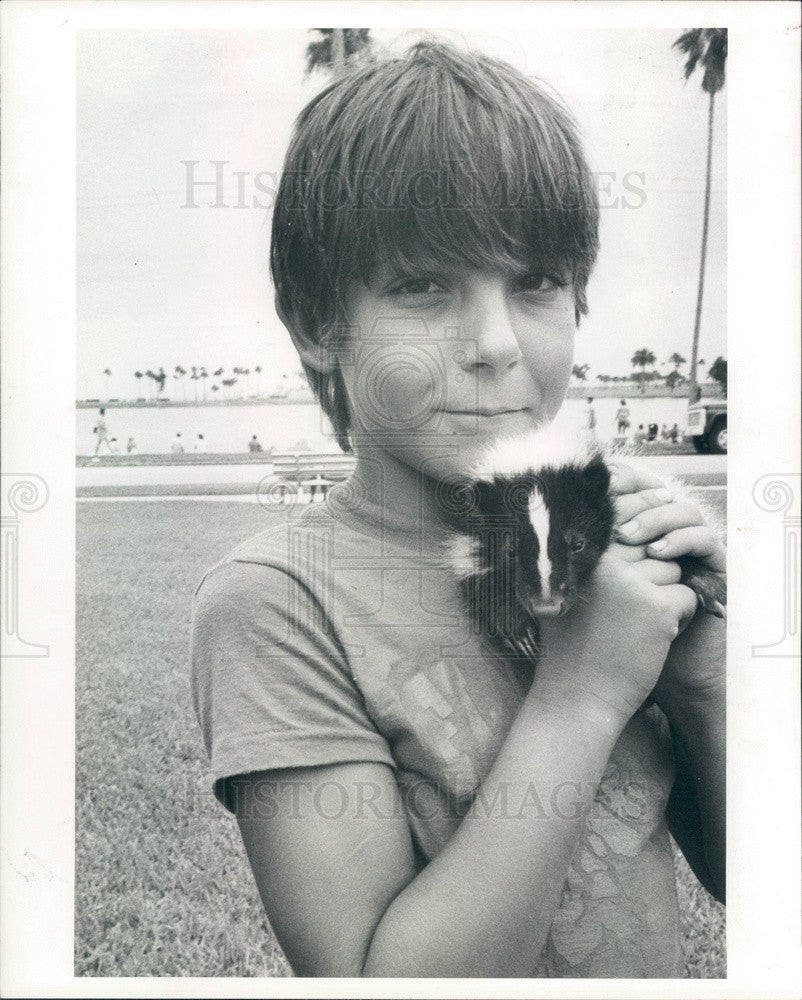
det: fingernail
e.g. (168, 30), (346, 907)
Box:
(655, 488), (673, 503)
(617, 519), (639, 536)
(648, 538), (668, 552)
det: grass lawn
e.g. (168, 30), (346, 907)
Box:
(76, 498), (725, 977)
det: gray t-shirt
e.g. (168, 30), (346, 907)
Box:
(190, 484), (683, 977)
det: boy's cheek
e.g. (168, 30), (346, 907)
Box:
(350, 355), (441, 432)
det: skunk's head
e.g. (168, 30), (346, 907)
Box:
(443, 430), (614, 617)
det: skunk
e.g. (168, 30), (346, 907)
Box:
(441, 429), (726, 660)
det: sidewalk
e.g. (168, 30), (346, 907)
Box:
(77, 452), (725, 498)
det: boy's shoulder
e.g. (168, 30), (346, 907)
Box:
(195, 495), (402, 600)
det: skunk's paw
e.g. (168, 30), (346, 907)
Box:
(680, 559), (727, 619)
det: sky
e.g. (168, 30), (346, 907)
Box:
(76, 27), (726, 400)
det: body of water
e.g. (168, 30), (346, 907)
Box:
(77, 397), (693, 456)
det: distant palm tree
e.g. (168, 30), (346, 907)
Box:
(200, 367), (209, 402)
(664, 353), (687, 393)
(145, 369), (156, 401)
(190, 366), (199, 403)
(668, 352), (687, 374)
(305, 28), (373, 80)
(174, 365), (188, 401)
(102, 368), (112, 398)
(708, 355), (727, 395)
(631, 348), (656, 393)
(673, 28), (727, 404)
(134, 370), (144, 400)
(255, 364), (263, 396)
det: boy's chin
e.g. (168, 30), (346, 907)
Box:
(373, 434), (514, 481)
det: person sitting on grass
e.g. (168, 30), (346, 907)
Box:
(191, 41), (725, 979)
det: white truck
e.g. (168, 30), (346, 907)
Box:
(686, 398), (727, 454)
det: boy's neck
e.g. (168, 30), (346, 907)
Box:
(343, 440), (456, 544)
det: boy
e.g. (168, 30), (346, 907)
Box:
(191, 42), (725, 977)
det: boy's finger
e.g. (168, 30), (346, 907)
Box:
(607, 462), (666, 496)
(646, 527), (727, 572)
(613, 486), (675, 526)
(615, 501), (704, 544)
(661, 583), (700, 631)
(605, 541), (648, 563)
(629, 558), (682, 585)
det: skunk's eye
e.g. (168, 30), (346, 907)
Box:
(569, 537), (585, 553)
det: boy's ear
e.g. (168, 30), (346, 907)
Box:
(274, 293), (338, 374)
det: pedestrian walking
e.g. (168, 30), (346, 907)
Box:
(615, 399), (630, 436)
(93, 407), (113, 455)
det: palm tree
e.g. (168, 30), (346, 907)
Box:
(145, 369), (156, 401)
(708, 355), (727, 395)
(673, 28), (727, 404)
(630, 348), (656, 393)
(200, 367), (209, 402)
(668, 352), (687, 375)
(102, 368), (112, 398)
(174, 365), (188, 401)
(663, 353), (687, 393)
(134, 370), (144, 400)
(254, 364), (263, 397)
(304, 29), (373, 80)
(190, 366), (199, 403)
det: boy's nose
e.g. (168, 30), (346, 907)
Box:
(459, 282), (523, 373)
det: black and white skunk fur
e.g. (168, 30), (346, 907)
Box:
(441, 428), (726, 660)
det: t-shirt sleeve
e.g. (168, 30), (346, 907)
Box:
(190, 559), (395, 811)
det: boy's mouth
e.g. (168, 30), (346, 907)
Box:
(443, 406), (532, 418)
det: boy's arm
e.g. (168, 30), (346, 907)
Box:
(236, 701), (619, 978)
(609, 463), (726, 902)
(657, 612), (726, 902)
(234, 553), (696, 977)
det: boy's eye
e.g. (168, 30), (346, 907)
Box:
(568, 536), (585, 553)
(389, 277), (446, 297)
(514, 273), (568, 298)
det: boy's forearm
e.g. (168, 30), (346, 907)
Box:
(658, 615), (726, 900)
(362, 692), (623, 977)
(664, 680), (726, 901)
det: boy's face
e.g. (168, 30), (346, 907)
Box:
(337, 263), (576, 479)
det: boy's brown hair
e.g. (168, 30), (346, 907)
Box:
(271, 40), (600, 452)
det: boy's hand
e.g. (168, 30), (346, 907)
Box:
(534, 549), (697, 731)
(608, 462), (725, 574)
(606, 461), (726, 706)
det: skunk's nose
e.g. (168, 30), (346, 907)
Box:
(529, 597), (567, 617)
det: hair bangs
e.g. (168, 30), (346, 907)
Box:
(322, 51), (598, 306)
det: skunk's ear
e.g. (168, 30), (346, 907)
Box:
(583, 460), (611, 497)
